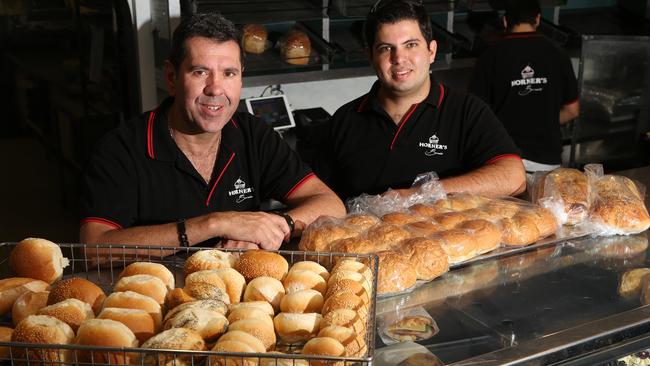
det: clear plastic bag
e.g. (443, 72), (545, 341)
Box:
(378, 306), (439, 345)
(374, 341), (444, 366)
(531, 168), (591, 226)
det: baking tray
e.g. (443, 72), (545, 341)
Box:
(0, 243), (379, 366)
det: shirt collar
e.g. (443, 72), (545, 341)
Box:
(503, 31), (541, 39)
(357, 74), (444, 113)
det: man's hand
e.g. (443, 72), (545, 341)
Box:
(210, 211), (290, 250)
(220, 240), (260, 249)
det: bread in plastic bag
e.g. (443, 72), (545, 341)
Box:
(376, 251), (417, 295)
(378, 306), (438, 345)
(298, 216), (359, 253)
(393, 237), (449, 281)
(532, 168), (591, 226)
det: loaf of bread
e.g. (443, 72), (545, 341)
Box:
(10, 238), (69, 284)
(281, 29), (311, 65)
(589, 175), (650, 234)
(539, 168), (590, 225)
(242, 24), (267, 54)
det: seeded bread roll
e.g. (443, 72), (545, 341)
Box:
(12, 315), (75, 364)
(243, 276), (285, 313)
(165, 287), (196, 310)
(164, 307), (228, 342)
(0, 278), (50, 315)
(227, 307), (274, 329)
(213, 267), (246, 304)
(299, 222), (359, 252)
(37, 298), (94, 332)
(242, 24), (268, 54)
(140, 328), (205, 366)
(10, 238), (69, 284)
(47, 277), (105, 315)
(281, 29), (311, 65)
(301, 337), (345, 365)
(396, 237), (449, 281)
(103, 291), (163, 330)
(320, 308), (366, 334)
(228, 301), (275, 317)
(98, 307), (156, 343)
(184, 270), (230, 303)
(0, 326), (12, 359)
(274, 312), (322, 343)
(164, 299), (228, 323)
(280, 289), (324, 313)
(118, 262), (175, 290)
(228, 318), (277, 351)
(113, 274), (168, 306)
(289, 261), (330, 281)
(74, 318), (139, 364)
(318, 325), (367, 358)
(376, 251), (416, 295)
(322, 291), (367, 319)
(332, 260), (372, 285)
(327, 270), (371, 297)
(217, 330), (266, 353)
(183, 249), (236, 277)
(325, 279), (370, 305)
(236, 250), (289, 282)
(436, 229), (479, 263)
(12, 290), (50, 326)
(283, 269), (326, 295)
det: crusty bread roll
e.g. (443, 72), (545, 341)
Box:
(376, 251), (416, 295)
(10, 238), (69, 284)
(381, 212), (423, 225)
(12, 315), (75, 364)
(242, 24), (267, 54)
(590, 175), (650, 234)
(343, 214), (380, 232)
(433, 211), (473, 230)
(98, 307), (156, 343)
(164, 299), (228, 323)
(322, 291), (367, 319)
(12, 290), (49, 326)
(325, 279), (370, 306)
(274, 312), (322, 343)
(331, 237), (380, 255)
(483, 200), (521, 219)
(37, 298), (94, 332)
(618, 268), (650, 298)
(164, 307), (228, 342)
(396, 237), (449, 281)
(118, 262), (175, 290)
(0, 277), (50, 315)
(210, 340), (259, 366)
(213, 267), (246, 304)
(47, 277), (105, 315)
(366, 224), (412, 248)
(327, 270), (371, 297)
(332, 260), (372, 285)
(228, 318), (276, 351)
(298, 222), (359, 252)
(165, 287), (196, 310)
(217, 330), (266, 353)
(227, 307), (274, 329)
(183, 249), (236, 277)
(458, 219), (502, 254)
(320, 308), (365, 334)
(289, 261), (330, 281)
(436, 229), (479, 263)
(103, 291), (163, 330)
(281, 29), (311, 65)
(243, 276), (285, 313)
(0, 326), (13, 359)
(236, 250), (289, 282)
(283, 269), (326, 295)
(184, 270), (230, 303)
(318, 325), (367, 358)
(539, 168), (590, 225)
(113, 274), (168, 306)
(405, 220), (444, 236)
(462, 207), (496, 221)
(280, 289), (324, 313)
(228, 301), (275, 317)
(75, 318), (139, 364)
(499, 213), (541, 246)
(301, 337), (345, 365)
(140, 328), (205, 366)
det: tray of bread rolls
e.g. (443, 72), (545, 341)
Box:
(0, 239), (378, 365)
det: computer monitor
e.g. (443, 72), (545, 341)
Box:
(245, 95), (296, 131)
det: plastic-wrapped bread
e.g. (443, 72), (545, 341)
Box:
(589, 175), (650, 235)
(499, 212), (541, 246)
(435, 229), (479, 263)
(242, 24), (267, 54)
(457, 219), (502, 254)
(375, 251), (416, 295)
(396, 237), (449, 281)
(537, 168), (590, 225)
(299, 217), (359, 252)
(281, 29), (311, 65)
(618, 268), (650, 298)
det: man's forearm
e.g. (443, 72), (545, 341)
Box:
(284, 178), (346, 236)
(440, 158), (526, 197)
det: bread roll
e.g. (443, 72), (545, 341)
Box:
(618, 268), (650, 298)
(330, 237), (380, 255)
(381, 212), (422, 225)
(458, 219), (502, 254)
(376, 251), (416, 295)
(289, 261), (330, 281)
(228, 301), (275, 317)
(213, 267), (246, 304)
(281, 29), (311, 65)
(366, 224), (412, 248)
(343, 214), (380, 231)
(325, 279), (370, 305)
(118, 262), (175, 290)
(210, 340), (259, 366)
(47, 277), (105, 314)
(483, 200), (521, 219)
(103, 291), (163, 330)
(447, 193), (490, 211)
(259, 352), (309, 366)
(318, 325), (367, 358)
(140, 328), (205, 366)
(98, 307), (156, 343)
(165, 287), (197, 310)
(10, 238), (69, 284)
(322, 291), (367, 319)
(165, 299), (228, 323)
(274, 312), (322, 343)
(436, 229), (479, 263)
(462, 207), (496, 221)
(433, 211), (473, 230)
(405, 220), (444, 236)
(113, 274), (168, 306)
(236, 250), (289, 282)
(327, 270), (371, 297)
(539, 168), (590, 225)
(283, 269), (326, 295)
(0, 277), (50, 315)
(12, 315), (75, 364)
(217, 330), (266, 353)
(397, 237), (449, 281)
(280, 289), (324, 313)
(228, 318), (276, 351)
(227, 307), (274, 329)
(74, 318), (139, 364)
(332, 260), (373, 285)
(37, 298), (94, 332)
(184, 270), (230, 303)
(184, 249), (236, 277)
(243, 276), (285, 313)
(12, 290), (49, 326)
(320, 308), (365, 334)
(298, 222), (359, 252)
(0, 326), (13, 359)
(590, 175), (650, 234)
(409, 203), (448, 217)
(301, 337), (345, 365)
(164, 307), (228, 342)
(242, 24), (267, 54)
(499, 213), (541, 246)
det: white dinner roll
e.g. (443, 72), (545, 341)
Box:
(243, 276), (285, 313)
(164, 307), (228, 342)
(0, 277), (50, 315)
(37, 298), (94, 332)
(47, 277), (106, 314)
(327, 270), (371, 296)
(12, 290), (49, 326)
(332, 260), (373, 286)
(274, 312), (323, 343)
(98, 307), (157, 343)
(226, 307), (274, 329)
(213, 267), (246, 304)
(103, 291), (163, 330)
(322, 292), (367, 320)
(228, 301), (275, 317)
(228, 318), (277, 351)
(210, 340), (259, 366)
(10, 238), (69, 284)
(118, 262), (175, 290)
(282, 270), (327, 295)
(74, 318), (139, 364)
(12, 315), (75, 364)
(184, 249), (236, 276)
(217, 330), (266, 353)
(113, 274), (168, 305)
(289, 261), (330, 281)
(280, 289), (324, 313)
(301, 337), (345, 366)
(140, 328), (205, 366)
(318, 325), (367, 358)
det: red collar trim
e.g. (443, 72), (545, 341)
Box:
(146, 111), (156, 159)
(230, 118), (238, 128)
(437, 84), (445, 109)
(390, 103), (419, 150)
(206, 151), (236, 206)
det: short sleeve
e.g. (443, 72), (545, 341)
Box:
(79, 134), (138, 228)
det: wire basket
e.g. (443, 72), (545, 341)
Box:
(0, 242), (378, 366)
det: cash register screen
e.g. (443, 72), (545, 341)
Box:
(245, 95), (296, 131)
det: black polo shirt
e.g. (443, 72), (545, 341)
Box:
(315, 76), (520, 200)
(80, 97), (314, 230)
(469, 32), (579, 164)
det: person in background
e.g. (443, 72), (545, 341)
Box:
(469, 0), (579, 175)
(315, 0), (526, 201)
(79, 13), (345, 250)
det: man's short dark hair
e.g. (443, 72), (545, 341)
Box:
(504, 0), (541, 28)
(168, 12), (244, 71)
(363, 0), (433, 52)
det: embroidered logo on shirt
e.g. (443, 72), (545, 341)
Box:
(419, 134), (448, 156)
(511, 64), (547, 96)
(228, 177), (254, 203)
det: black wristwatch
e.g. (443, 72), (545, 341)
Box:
(176, 218), (190, 247)
(271, 211), (295, 234)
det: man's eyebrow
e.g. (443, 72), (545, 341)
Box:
(223, 66), (241, 73)
(402, 38), (421, 44)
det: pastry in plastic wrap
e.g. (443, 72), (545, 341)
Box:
(381, 212), (423, 225)
(538, 168), (590, 225)
(435, 229), (479, 263)
(330, 237), (380, 255)
(589, 175), (650, 235)
(457, 219), (502, 254)
(499, 212), (541, 246)
(344, 214), (380, 232)
(376, 251), (417, 295)
(396, 237), (449, 281)
(366, 224), (412, 249)
(433, 211), (473, 230)
(618, 268), (650, 298)
(242, 24), (267, 54)
(385, 316), (437, 343)
(462, 207), (496, 221)
(281, 29), (311, 65)
(299, 217), (359, 252)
